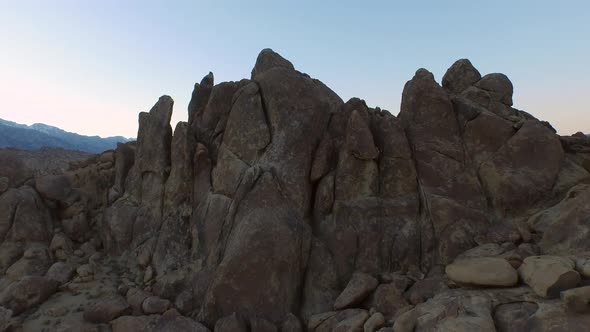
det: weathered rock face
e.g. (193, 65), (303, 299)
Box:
(399, 68), (489, 267)
(2, 49), (590, 330)
(198, 171), (311, 325)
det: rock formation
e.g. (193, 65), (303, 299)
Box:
(1, 49), (590, 331)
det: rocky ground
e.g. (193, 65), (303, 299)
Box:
(1, 49), (590, 331)
(0, 147), (91, 191)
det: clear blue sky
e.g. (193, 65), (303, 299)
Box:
(1, 0), (588, 137)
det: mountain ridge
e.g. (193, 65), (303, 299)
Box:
(0, 118), (133, 153)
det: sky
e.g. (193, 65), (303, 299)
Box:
(1, 0), (588, 138)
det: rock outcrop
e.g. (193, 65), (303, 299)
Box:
(1, 49), (590, 331)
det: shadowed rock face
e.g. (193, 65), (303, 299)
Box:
(2, 50), (590, 330)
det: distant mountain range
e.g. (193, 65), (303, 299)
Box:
(0, 118), (133, 153)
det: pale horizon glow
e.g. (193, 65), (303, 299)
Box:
(1, 1), (588, 138)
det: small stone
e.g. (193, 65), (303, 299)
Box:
(392, 308), (417, 332)
(150, 308), (210, 331)
(174, 289), (194, 315)
(366, 283), (408, 319)
(144, 266), (154, 283)
(378, 272), (412, 291)
(44, 306), (68, 317)
(49, 233), (73, 253)
(281, 313), (303, 332)
(46, 262), (75, 284)
(250, 317), (277, 332)
(574, 255), (590, 278)
(23, 246), (47, 259)
(55, 249), (68, 261)
(111, 315), (159, 332)
(117, 285), (129, 296)
(561, 286), (590, 313)
(214, 312), (248, 332)
(141, 296), (170, 314)
(76, 264), (94, 277)
(364, 312), (385, 332)
(126, 287), (151, 314)
(89, 252), (103, 267)
(74, 249), (84, 257)
(334, 272), (379, 310)
(333, 309), (370, 332)
(83, 296), (130, 323)
(80, 242), (97, 255)
(0, 177), (8, 194)
(0, 306), (12, 332)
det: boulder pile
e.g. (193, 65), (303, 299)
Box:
(1, 49), (590, 331)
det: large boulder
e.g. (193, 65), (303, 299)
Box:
(528, 184), (590, 254)
(101, 199), (138, 255)
(5, 243), (51, 280)
(0, 242), (24, 274)
(251, 48), (295, 79)
(442, 59), (481, 94)
(108, 142), (136, 203)
(445, 257), (518, 287)
(493, 301), (539, 332)
(45, 261), (75, 284)
(83, 295), (131, 323)
(518, 256), (580, 298)
(34, 174), (73, 203)
(479, 120), (564, 217)
(412, 294), (496, 332)
(0, 186), (53, 244)
(0, 276), (58, 315)
(526, 299), (590, 331)
(475, 73), (514, 106)
(561, 286), (590, 313)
